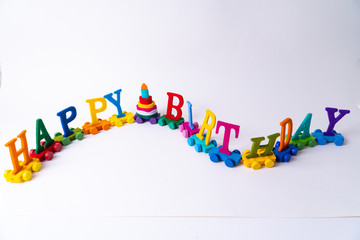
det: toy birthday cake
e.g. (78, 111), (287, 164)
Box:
(3, 83), (351, 183)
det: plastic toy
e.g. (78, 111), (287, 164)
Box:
(83, 97), (111, 135)
(208, 120), (241, 167)
(323, 107), (350, 136)
(273, 141), (298, 162)
(188, 110), (217, 153)
(30, 140), (62, 161)
(4, 130), (41, 183)
(34, 118), (55, 154)
(242, 133), (279, 170)
(273, 118), (298, 162)
(290, 113), (317, 150)
(158, 92), (184, 129)
(135, 83), (160, 124)
(209, 147), (241, 167)
(179, 101), (200, 138)
(104, 89), (126, 118)
(82, 118), (111, 135)
(109, 111), (135, 127)
(54, 127), (84, 146)
(311, 129), (345, 146)
(188, 134), (217, 153)
(242, 148), (276, 170)
(57, 106), (78, 138)
(310, 107), (350, 146)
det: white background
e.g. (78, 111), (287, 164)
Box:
(0, 0), (360, 239)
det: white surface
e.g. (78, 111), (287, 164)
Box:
(0, 0), (360, 238)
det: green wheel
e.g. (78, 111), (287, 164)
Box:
(308, 139), (316, 147)
(158, 119), (166, 126)
(54, 132), (62, 137)
(169, 122), (176, 130)
(61, 137), (71, 146)
(296, 142), (305, 150)
(75, 132), (84, 141)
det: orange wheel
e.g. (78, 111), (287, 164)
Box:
(90, 127), (98, 135)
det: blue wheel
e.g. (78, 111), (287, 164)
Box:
(314, 129), (322, 134)
(233, 149), (241, 155)
(283, 153), (291, 162)
(187, 138), (195, 146)
(334, 138), (344, 146)
(290, 147), (298, 156)
(225, 159), (235, 168)
(317, 137), (326, 145)
(210, 153), (220, 163)
(195, 143), (202, 152)
(210, 140), (217, 147)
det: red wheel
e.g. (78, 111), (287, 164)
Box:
(54, 142), (63, 152)
(45, 151), (54, 160)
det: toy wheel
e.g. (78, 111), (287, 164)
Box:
(103, 123), (111, 131)
(32, 162), (41, 172)
(264, 159), (275, 168)
(54, 142), (62, 152)
(158, 118), (166, 126)
(290, 147), (298, 156)
(314, 129), (322, 134)
(127, 117), (135, 124)
(90, 127), (98, 135)
(45, 151), (54, 160)
(54, 132), (62, 137)
(115, 120), (123, 127)
(308, 139), (316, 147)
(135, 116), (143, 124)
(75, 132), (84, 140)
(210, 153), (220, 163)
(225, 159), (235, 168)
(61, 137), (71, 146)
(296, 142), (305, 150)
(233, 149), (241, 155)
(317, 137), (326, 145)
(22, 171), (32, 181)
(210, 140), (217, 147)
(187, 138), (195, 146)
(169, 122), (176, 130)
(179, 124), (184, 132)
(193, 122), (199, 129)
(30, 149), (35, 155)
(182, 130), (190, 138)
(150, 117), (158, 124)
(195, 143), (202, 152)
(283, 153), (291, 162)
(251, 161), (261, 170)
(334, 138), (344, 146)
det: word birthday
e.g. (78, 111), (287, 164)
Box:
(4, 83), (351, 183)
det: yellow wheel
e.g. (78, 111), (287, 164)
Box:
(243, 160), (251, 168)
(251, 161), (261, 170)
(32, 162), (42, 172)
(115, 120), (123, 127)
(22, 171), (32, 181)
(264, 159), (275, 168)
(128, 117), (135, 124)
